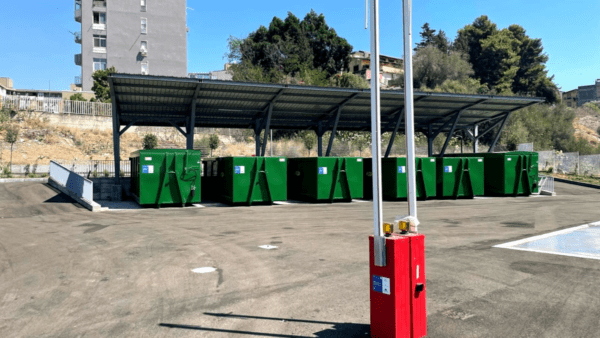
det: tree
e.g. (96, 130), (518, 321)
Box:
(301, 131), (316, 155)
(142, 134), (158, 150)
(412, 46), (474, 89)
(415, 23), (450, 54)
(353, 133), (371, 156)
(228, 10), (353, 81)
(5, 124), (19, 173)
(69, 93), (87, 101)
(478, 28), (521, 94)
(329, 72), (369, 89)
(91, 66), (117, 103)
(208, 134), (219, 157)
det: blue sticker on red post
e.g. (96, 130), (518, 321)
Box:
(372, 275), (391, 295)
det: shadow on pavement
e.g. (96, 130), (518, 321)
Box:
(159, 312), (370, 337)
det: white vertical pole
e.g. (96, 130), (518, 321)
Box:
(403, 0), (418, 222)
(370, 0), (385, 267)
(473, 125), (479, 153)
(270, 129), (273, 157)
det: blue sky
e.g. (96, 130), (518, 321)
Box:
(1, 0), (598, 92)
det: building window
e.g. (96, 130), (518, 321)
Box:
(93, 58), (107, 71)
(93, 35), (107, 53)
(93, 12), (106, 30)
(141, 0), (147, 12)
(141, 62), (149, 75)
(353, 65), (359, 72)
(140, 41), (148, 55)
(141, 18), (147, 34)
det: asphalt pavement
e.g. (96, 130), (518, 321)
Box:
(1, 181), (600, 337)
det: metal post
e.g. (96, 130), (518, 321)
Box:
(385, 109), (404, 158)
(473, 124), (478, 153)
(270, 129), (273, 157)
(255, 129), (261, 156)
(489, 112), (511, 153)
(461, 132), (463, 153)
(403, 0), (417, 223)
(439, 110), (463, 157)
(370, 0), (385, 267)
(317, 121), (324, 157)
(427, 124), (433, 157)
(261, 103), (273, 156)
(109, 77), (120, 185)
(326, 107), (342, 157)
(187, 84), (200, 150)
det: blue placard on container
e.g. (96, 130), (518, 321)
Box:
(398, 166), (406, 174)
(444, 166), (453, 173)
(235, 166), (241, 174)
(318, 167), (327, 175)
(142, 165), (149, 174)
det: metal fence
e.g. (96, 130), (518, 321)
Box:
(555, 152), (579, 174)
(55, 160), (131, 178)
(538, 151), (554, 171)
(579, 155), (600, 177)
(1, 95), (111, 116)
(517, 143), (534, 151)
(50, 161), (94, 201)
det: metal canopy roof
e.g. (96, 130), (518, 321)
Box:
(109, 74), (544, 134)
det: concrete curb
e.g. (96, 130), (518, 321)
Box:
(48, 178), (101, 212)
(0, 178), (49, 184)
(554, 177), (600, 190)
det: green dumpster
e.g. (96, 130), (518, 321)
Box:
(130, 149), (201, 207)
(216, 157), (287, 205)
(363, 157), (437, 200)
(446, 152), (539, 196)
(436, 157), (484, 198)
(288, 157), (364, 202)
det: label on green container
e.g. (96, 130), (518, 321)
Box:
(398, 166), (406, 174)
(318, 167), (328, 175)
(142, 165), (154, 174)
(444, 166), (453, 173)
(279, 158), (285, 162)
(234, 166), (245, 174)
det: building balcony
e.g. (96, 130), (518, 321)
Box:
(75, 0), (82, 22)
(75, 54), (82, 66)
(74, 32), (82, 44)
(92, 0), (107, 8)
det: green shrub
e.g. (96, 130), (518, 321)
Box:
(142, 134), (158, 150)
(103, 169), (110, 177)
(92, 170), (99, 178)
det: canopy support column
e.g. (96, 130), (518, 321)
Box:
(187, 84), (201, 150)
(325, 107), (342, 157)
(489, 112), (511, 153)
(109, 77), (120, 185)
(261, 103), (273, 156)
(427, 124), (433, 157)
(317, 121), (324, 157)
(385, 108), (405, 158)
(439, 110), (463, 157)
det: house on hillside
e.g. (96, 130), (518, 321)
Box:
(349, 51), (404, 88)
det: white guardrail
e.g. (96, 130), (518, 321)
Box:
(50, 161), (94, 201)
(1, 95), (112, 116)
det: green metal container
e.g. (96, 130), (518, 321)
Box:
(288, 157), (364, 202)
(130, 149), (201, 207)
(363, 157), (437, 200)
(216, 157), (287, 205)
(436, 157), (484, 198)
(446, 152), (539, 195)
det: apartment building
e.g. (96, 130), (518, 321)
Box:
(562, 89), (578, 108)
(577, 79), (600, 107)
(74, 0), (187, 91)
(348, 51), (404, 88)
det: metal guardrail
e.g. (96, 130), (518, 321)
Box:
(1, 95), (112, 116)
(50, 161), (94, 201)
(538, 175), (554, 194)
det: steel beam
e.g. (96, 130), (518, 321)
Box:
(261, 103), (273, 156)
(119, 120), (136, 136)
(169, 121), (187, 137)
(488, 112), (511, 153)
(187, 84), (201, 150)
(325, 107), (342, 156)
(473, 124), (479, 153)
(109, 77), (121, 185)
(427, 124), (433, 157)
(439, 110), (464, 157)
(385, 108), (404, 158)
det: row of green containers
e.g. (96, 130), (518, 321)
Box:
(130, 150), (539, 207)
